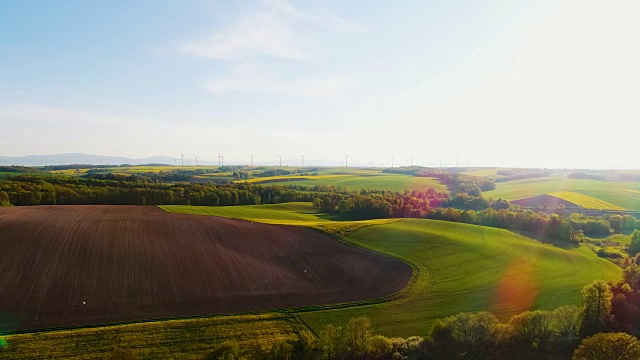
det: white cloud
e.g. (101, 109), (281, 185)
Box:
(179, 0), (358, 61)
(260, 0), (360, 32)
(206, 64), (347, 97)
(180, 12), (308, 61)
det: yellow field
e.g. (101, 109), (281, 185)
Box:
(247, 218), (402, 237)
(1, 313), (301, 359)
(49, 168), (91, 175)
(548, 191), (626, 210)
(235, 174), (350, 183)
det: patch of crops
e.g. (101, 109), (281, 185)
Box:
(548, 191), (626, 210)
(0, 313), (302, 359)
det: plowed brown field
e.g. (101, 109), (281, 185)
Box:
(0, 206), (412, 331)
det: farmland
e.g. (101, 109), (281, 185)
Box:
(244, 173), (447, 192)
(484, 176), (640, 211)
(0, 206), (411, 331)
(161, 205), (622, 337)
(160, 202), (328, 222)
(547, 191), (626, 211)
(1, 313), (303, 360)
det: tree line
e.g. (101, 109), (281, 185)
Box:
(205, 269), (640, 359)
(0, 175), (315, 206)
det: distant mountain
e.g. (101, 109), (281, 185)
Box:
(0, 153), (176, 166)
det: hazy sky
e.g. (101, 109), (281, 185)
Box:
(1, 0), (638, 168)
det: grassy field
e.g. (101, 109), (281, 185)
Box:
(255, 174), (447, 193)
(159, 203), (400, 237)
(548, 191), (626, 210)
(160, 202), (328, 222)
(297, 219), (621, 337)
(485, 177), (640, 211)
(234, 174), (350, 184)
(161, 204), (621, 337)
(0, 313), (304, 359)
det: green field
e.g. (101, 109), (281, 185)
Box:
(485, 177), (640, 211)
(298, 219), (621, 337)
(161, 204), (622, 337)
(160, 202), (329, 222)
(0, 313), (303, 360)
(252, 174), (447, 193)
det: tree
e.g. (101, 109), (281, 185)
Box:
(622, 215), (637, 234)
(628, 230), (640, 257)
(312, 198), (322, 213)
(610, 215), (623, 234)
(319, 324), (343, 360)
(573, 332), (640, 360)
(492, 198), (511, 210)
(505, 310), (554, 356)
(430, 311), (499, 359)
(460, 210), (477, 224)
(580, 280), (613, 336)
(623, 264), (640, 291)
(367, 335), (393, 359)
(571, 230), (585, 244)
(343, 317), (373, 358)
(552, 306), (581, 356)
(0, 190), (10, 206)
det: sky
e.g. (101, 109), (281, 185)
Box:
(1, 0), (639, 168)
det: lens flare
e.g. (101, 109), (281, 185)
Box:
(492, 261), (539, 315)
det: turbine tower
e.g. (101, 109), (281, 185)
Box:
(180, 153), (186, 167)
(249, 154), (255, 166)
(187, 156), (192, 166)
(277, 155), (283, 167)
(194, 155), (199, 166)
(301, 154), (306, 167)
(389, 154), (395, 168)
(409, 154), (415, 166)
(344, 153), (350, 167)
(217, 153), (223, 167)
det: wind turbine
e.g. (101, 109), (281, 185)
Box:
(180, 153), (186, 167)
(438, 157), (442, 168)
(344, 153), (350, 167)
(301, 154), (306, 167)
(249, 154), (254, 166)
(277, 155), (283, 167)
(194, 155), (199, 166)
(173, 158), (177, 166)
(456, 155), (459, 168)
(466, 157), (469, 168)
(389, 154), (395, 168)
(187, 156), (192, 166)
(217, 153), (223, 167)
(409, 154), (415, 166)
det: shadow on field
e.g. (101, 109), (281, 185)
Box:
(512, 230), (580, 250)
